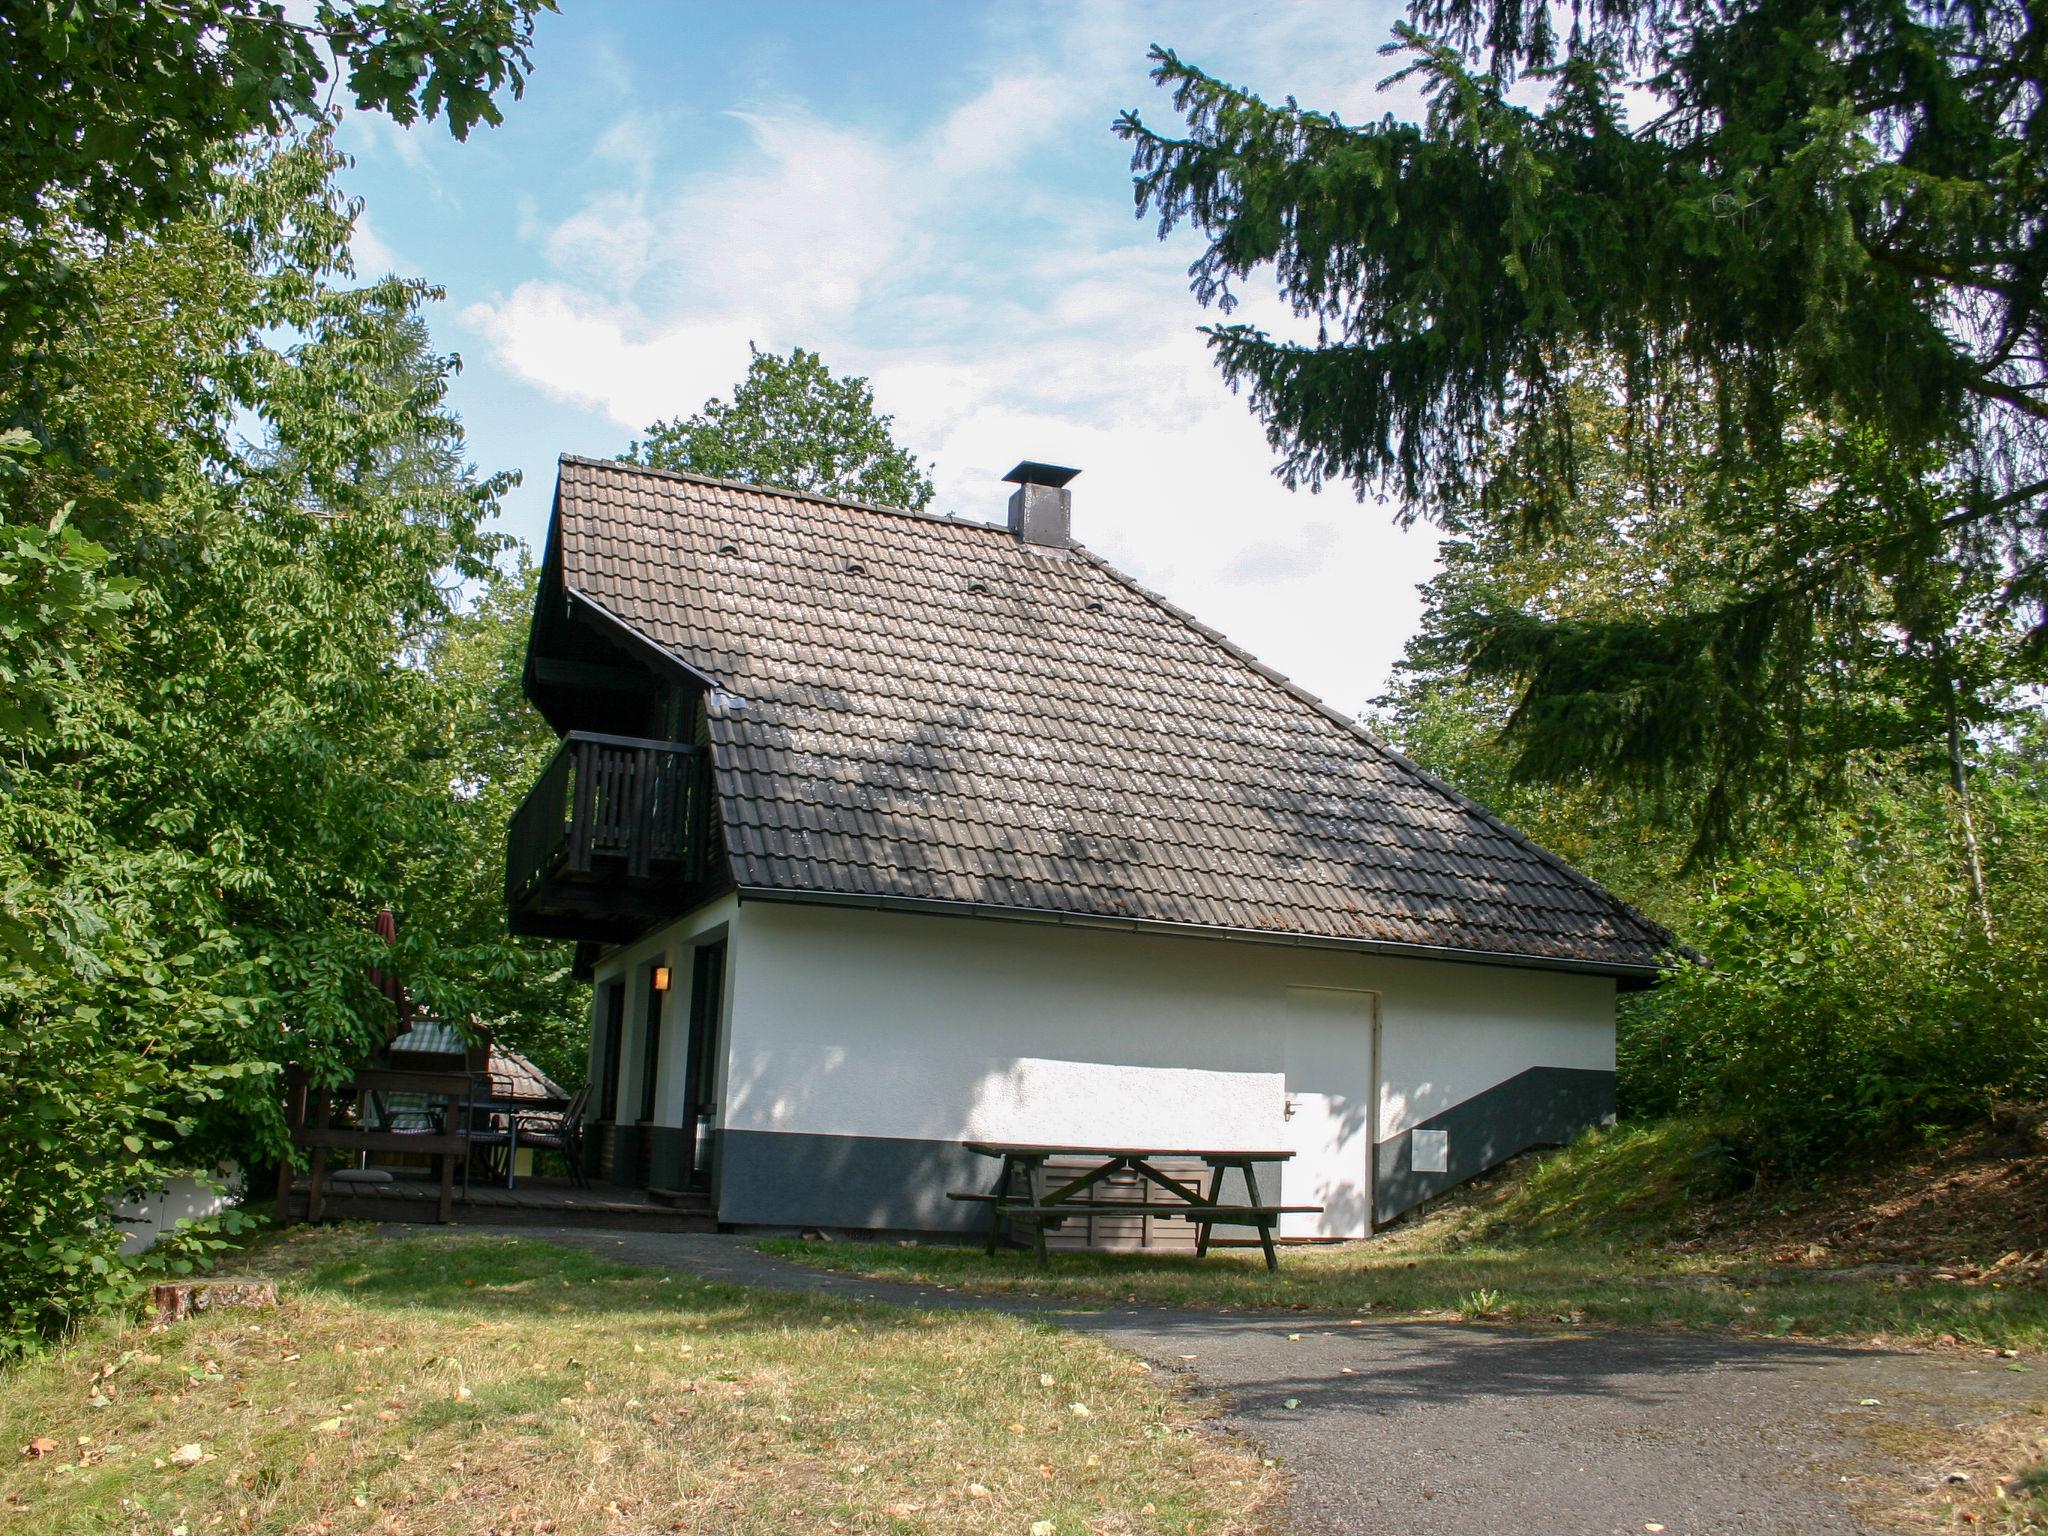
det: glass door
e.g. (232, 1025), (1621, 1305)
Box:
(680, 940), (726, 1192)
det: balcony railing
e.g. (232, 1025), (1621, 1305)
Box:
(506, 732), (710, 934)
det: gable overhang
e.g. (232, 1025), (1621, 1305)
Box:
(731, 883), (1674, 990)
(563, 584), (721, 694)
(521, 481), (722, 733)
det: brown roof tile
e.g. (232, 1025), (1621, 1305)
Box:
(550, 456), (1675, 975)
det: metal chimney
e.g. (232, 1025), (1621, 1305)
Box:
(1003, 461), (1079, 548)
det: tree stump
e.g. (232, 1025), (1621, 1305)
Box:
(151, 1279), (278, 1329)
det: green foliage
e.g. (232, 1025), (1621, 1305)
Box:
(0, 0), (552, 370)
(1381, 402), (2048, 1172)
(1621, 751), (2048, 1170)
(626, 345), (935, 511)
(0, 131), (532, 1358)
(410, 555), (588, 1086)
(1119, 4), (2048, 831)
(0, 0), (548, 1358)
(1385, 661), (2048, 1173)
(1376, 370), (2037, 861)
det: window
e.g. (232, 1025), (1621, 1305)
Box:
(595, 983), (626, 1123)
(637, 962), (665, 1123)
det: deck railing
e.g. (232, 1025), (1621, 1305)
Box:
(505, 731), (706, 908)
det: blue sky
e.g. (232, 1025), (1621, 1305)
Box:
(335, 1), (1440, 712)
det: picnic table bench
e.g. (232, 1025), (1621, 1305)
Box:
(949, 1142), (1319, 1270)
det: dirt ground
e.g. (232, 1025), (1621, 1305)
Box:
(1678, 1110), (2048, 1292)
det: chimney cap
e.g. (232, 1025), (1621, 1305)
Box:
(1003, 460), (1080, 489)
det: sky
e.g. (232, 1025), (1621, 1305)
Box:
(334, 0), (1443, 715)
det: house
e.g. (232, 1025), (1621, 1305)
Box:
(506, 455), (1675, 1240)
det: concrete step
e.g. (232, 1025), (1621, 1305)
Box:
(645, 1186), (716, 1212)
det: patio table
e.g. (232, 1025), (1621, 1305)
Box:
(464, 1097), (532, 1190)
(949, 1142), (1320, 1270)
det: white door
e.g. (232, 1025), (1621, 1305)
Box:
(1279, 987), (1377, 1238)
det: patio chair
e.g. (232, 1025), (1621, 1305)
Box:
(463, 1073), (516, 1192)
(512, 1083), (593, 1188)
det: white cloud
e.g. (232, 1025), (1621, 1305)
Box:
(544, 189), (655, 293)
(348, 211), (406, 279)
(1223, 522), (1343, 584)
(462, 0), (1443, 704)
(462, 284), (760, 430)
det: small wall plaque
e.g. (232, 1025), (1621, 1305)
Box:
(1411, 1128), (1449, 1175)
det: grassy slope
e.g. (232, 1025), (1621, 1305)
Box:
(0, 1227), (1272, 1536)
(765, 1120), (2048, 1350)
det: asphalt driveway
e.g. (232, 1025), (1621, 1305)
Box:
(504, 1228), (2030, 1535)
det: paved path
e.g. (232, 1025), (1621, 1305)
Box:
(497, 1228), (2027, 1536)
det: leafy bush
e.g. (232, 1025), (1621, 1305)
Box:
(1619, 756), (2048, 1173)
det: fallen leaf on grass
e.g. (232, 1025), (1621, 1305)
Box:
(1030, 1523), (1055, 1536)
(22, 1438), (58, 1459)
(968, 1483), (991, 1498)
(1068, 1402), (1091, 1417)
(168, 1443), (205, 1466)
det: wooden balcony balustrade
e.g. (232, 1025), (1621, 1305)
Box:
(505, 731), (713, 941)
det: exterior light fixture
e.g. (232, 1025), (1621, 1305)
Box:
(650, 965), (671, 993)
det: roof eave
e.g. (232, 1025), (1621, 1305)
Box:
(732, 884), (1676, 988)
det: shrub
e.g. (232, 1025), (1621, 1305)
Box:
(1618, 761), (2048, 1174)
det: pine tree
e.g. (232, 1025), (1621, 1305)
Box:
(1116, 2), (2046, 849)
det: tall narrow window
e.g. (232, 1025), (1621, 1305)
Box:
(638, 963), (665, 1123)
(595, 983), (626, 1123)
(681, 939), (727, 1191)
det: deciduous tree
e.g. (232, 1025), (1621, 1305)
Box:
(0, 133), (517, 1355)
(626, 346), (935, 511)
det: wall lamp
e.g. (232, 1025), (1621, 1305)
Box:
(650, 964), (672, 994)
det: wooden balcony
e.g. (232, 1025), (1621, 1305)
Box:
(505, 731), (714, 942)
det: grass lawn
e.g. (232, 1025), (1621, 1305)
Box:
(762, 1121), (2048, 1353)
(763, 1233), (2048, 1350)
(0, 1227), (1272, 1536)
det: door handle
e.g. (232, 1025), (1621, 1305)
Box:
(1283, 1096), (1298, 1121)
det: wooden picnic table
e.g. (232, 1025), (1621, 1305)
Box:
(949, 1142), (1319, 1270)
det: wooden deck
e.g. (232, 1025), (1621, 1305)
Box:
(282, 1174), (716, 1232)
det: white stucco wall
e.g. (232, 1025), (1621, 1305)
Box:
(604, 897), (1617, 1233)
(721, 902), (1615, 1151)
(590, 894), (737, 1126)
(1373, 962), (1617, 1137)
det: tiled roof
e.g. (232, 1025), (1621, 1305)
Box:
(551, 455), (1675, 976)
(389, 1021), (569, 1102)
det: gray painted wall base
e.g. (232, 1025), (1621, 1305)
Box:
(1373, 1065), (1615, 1224)
(714, 1067), (1615, 1236)
(718, 1130), (990, 1233)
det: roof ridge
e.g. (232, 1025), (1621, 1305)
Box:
(1067, 545), (1679, 958)
(558, 453), (1009, 535)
